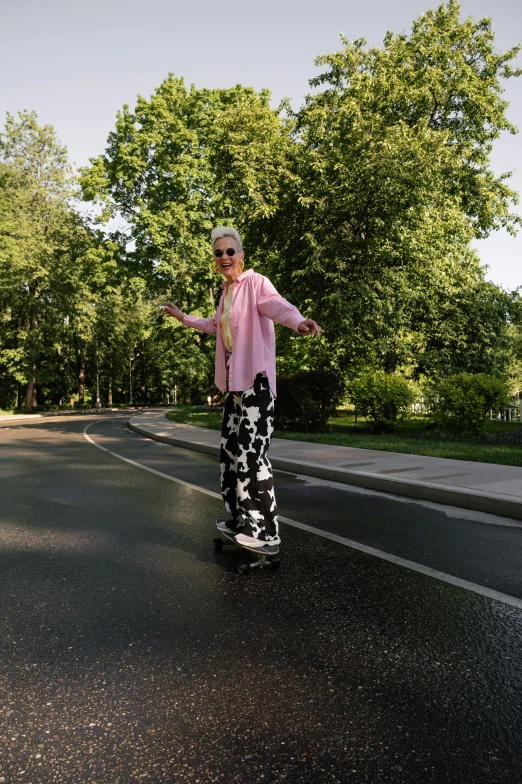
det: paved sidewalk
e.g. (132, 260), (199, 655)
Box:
(129, 411), (522, 521)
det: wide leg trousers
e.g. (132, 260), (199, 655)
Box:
(219, 372), (280, 543)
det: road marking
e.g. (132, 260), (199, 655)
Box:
(83, 422), (220, 499)
(83, 421), (522, 611)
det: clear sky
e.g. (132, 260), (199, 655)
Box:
(1, 0), (521, 290)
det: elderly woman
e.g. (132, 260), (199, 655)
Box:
(163, 226), (322, 548)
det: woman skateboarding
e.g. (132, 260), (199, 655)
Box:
(163, 226), (322, 548)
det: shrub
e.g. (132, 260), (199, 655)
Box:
(348, 371), (415, 433)
(275, 369), (345, 433)
(433, 373), (509, 434)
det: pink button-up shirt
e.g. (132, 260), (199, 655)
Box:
(182, 269), (305, 396)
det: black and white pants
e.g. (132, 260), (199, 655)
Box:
(220, 371), (279, 543)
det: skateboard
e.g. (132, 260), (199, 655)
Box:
(213, 524), (280, 575)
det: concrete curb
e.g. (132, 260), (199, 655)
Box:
(0, 407), (156, 423)
(128, 417), (522, 522)
(129, 419), (221, 458)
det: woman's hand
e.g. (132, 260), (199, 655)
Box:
(163, 302), (185, 323)
(298, 319), (323, 337)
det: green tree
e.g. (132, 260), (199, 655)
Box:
(257, 1), (520, 378)
(80, 77), (288, 296)
(0, 111), (79, 409)
(79, 77), (292, 401)
(0, 108), (216, 409)
(505, 293), (522, 396)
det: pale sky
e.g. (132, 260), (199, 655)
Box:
(1, 0), (521, 290)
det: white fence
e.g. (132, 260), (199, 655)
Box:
(489, 404), (522, 423)
(410, 398), (522, 422)
(411, 399), (427, 415)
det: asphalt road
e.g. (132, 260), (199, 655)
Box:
(97, 414), (522, 602)
(1, 413), (522, 784)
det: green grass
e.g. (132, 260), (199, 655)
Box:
(0, 409), (16, 416)
(167, 407), (223, 430)
(166, 407), (522, 467)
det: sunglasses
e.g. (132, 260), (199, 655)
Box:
(214, 248), (236, 258)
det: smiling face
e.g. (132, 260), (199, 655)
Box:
(213, 236), (244, 283)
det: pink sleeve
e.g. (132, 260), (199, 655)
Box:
(182, 313), (218, 335)
(257, 276), (305, 332)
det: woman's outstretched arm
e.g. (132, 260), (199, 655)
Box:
(163, 302), (218, 335)
(256, 279), (323, 336)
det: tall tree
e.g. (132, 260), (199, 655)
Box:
(80, 80), (289, 292)
(79, 78), (291, 399)
(257, 1), (520, 378)
(0, 111), (78, 409)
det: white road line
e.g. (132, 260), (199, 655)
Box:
(83, 422), (220, 499)
(83, 421), (522, 611)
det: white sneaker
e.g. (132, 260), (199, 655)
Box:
(216, 519), (240, 535)
(234, 533), (280, 548)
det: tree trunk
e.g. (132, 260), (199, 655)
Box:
(78, 351), (85, 405)
(107, 374), (113, 405)
(384, 350), (397, 374)
(25, 369), (36, 411)
(24, 302), (39, 411)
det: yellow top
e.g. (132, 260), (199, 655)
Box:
(220, 282), (234, 351)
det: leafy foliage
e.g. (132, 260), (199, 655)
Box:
(0, 113), (210, 410)
(433, 373), (510, 433)
(257, 1), (520, 378)
(79, 78), (289, 302)
(349, 371), (416, 433)
(0, 113), (92, 409)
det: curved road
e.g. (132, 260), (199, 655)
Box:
(1, 413), (522, 783)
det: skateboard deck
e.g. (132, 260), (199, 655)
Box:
(213, 521), (280, 574)
(217, 528), (279, 556)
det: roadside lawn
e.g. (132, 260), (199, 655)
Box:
(165, 407), (522, 467)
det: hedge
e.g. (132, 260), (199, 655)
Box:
(275, 369), (345, 433)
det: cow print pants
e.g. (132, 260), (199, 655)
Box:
(220, 372), (280, 543)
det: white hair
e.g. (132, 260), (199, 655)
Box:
(211, 226), (243, 252)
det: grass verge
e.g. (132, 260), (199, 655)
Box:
(166, 407), (522, 467)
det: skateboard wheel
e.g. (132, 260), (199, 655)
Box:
(270, 558), (281, 571)
(238, 561), (251, 575)
(213, 538), (223, 553)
